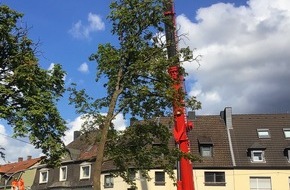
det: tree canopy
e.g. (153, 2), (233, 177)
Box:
(0, 5), (66, 165)
(69, 0), (200, 189)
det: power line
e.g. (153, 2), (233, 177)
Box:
(0, 132), (33, 145)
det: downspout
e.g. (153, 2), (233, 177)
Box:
(223, 107), (236, 190)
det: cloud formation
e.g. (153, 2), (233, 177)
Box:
(78, 62), (89, 73)
(0, 124), (42, 164)
(63, 114), (127, 145)
(69, 13), (105, 39)
(177, 0), (290, 114)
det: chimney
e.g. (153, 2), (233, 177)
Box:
(27, 155), (32, 160)
(187, 111), (196, 120)
(18, 157), (23, 162)
(224, 107), (233, 129)
(74, 131), (81, 140)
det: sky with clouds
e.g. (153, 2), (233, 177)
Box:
(0, 0), (290, 163)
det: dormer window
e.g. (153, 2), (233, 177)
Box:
(39, 168), (49, 183)
(257, 129), (270, 139)
(284, 147), (290, 162)
(200, 145), (213, 157)
(198, 136), (213, 157)
(251, 150), (265, 162)
(80, 162), (91, 179)
(248, 143), (266, 163)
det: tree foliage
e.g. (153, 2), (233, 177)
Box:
(69, 0), (200, 189)
(106, 121), (199, 187)
(0, 5), (67, 165)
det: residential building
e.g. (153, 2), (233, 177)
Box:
(224, 107), (290, 190)
(0, 156), (43, 190)
(30, 108), (290, 190)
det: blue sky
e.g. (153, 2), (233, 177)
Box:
(1, 0), (290, 163)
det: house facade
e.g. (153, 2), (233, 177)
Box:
(0, 156), (43, 190)
(30, 107), (290, 190)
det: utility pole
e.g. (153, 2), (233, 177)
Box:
(164, 1), (195, 190)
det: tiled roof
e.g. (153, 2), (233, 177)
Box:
(0, 157), (42, 174)
(66, 131), (98, 161)
(230, 113), (290, 168)
(189, 115), (233, 168)
(66, 114), (234, 171)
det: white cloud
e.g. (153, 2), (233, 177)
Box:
(78, 62), (89, 73)
(0, 124), (42, 164)
(69, 13), (105, 40)
(64, 114), (127, 145)
(177, 0), (290, 114)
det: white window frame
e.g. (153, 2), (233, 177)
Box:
(39, 168), (49, 184)
(250, 177), (272, 190)
(59, 166), (67, 181)
(257, 129), (270, 138)
(155, 171), (165, 186)
(104, 174), (114, 188)
(80, 162), (91, 179)
(251, 150), (265, 162)
(283, 128), (290, 138)
(200, 145), (213, 157)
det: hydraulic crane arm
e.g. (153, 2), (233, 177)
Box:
(164, 1), (195, 190)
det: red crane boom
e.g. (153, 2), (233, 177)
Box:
(164, 1), (195, 190)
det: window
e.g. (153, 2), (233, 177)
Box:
(284, 128), (290, 138)
(200, 145), (213, 157)
(250, 177), (271, 190)
(80, 162), (91, 179)
(104, 175), (114, 188)
(59, 166), (67, 181)
(155, 171), (165, 186)
(39, 168), (49, 183)
(204, 172), (225, 186)
(284, 148), (290, 162)
(287, 150), (290, 162)
(251, 150), (265, 162)
(257, 129), (270, 138)
(128, 170), (136, 181)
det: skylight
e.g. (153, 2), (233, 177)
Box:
(283, 128), (290, 138)
(257, 129), (270, 139)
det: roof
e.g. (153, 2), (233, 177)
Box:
(0, 157), (43, 175)
(66, 131), (98, 161)
(65, 114), (234, 171)
(230, 113), (290, 168)
(189, 115), (233, 168)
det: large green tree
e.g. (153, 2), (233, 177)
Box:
(69, 0), (200, 189)
(0, 5), (67, 165)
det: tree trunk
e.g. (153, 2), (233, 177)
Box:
(93, 69), (123, 190)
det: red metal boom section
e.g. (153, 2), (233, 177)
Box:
(164, 1), (195, 190)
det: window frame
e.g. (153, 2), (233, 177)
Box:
(39, 168), (49, 184)
(204, 171), (226, 186)
(257, 129), (270, 139)
(104, 174), (114, 188)
(79, 162), (91, 180)
(283, 128), (290, 138)
(250, 177), (272, 190)
(251, 150), (266, 162)
(59, 166), (67, 181)
(128, 170), (136, 181)
(155, 171), (165, 186)
(200, 145), (213, 157)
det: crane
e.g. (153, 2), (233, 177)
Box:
(164, 1), (195, 190)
